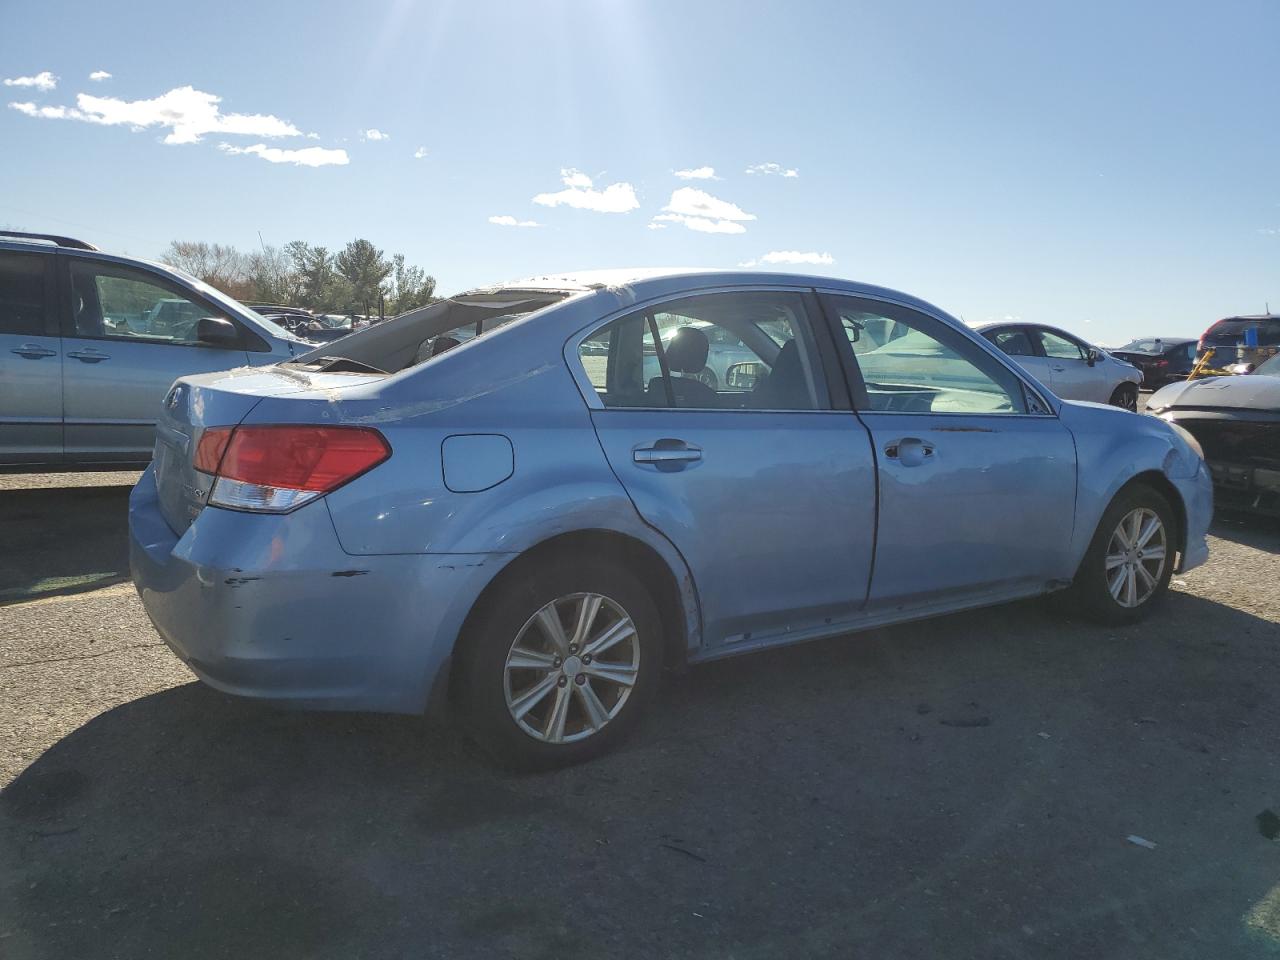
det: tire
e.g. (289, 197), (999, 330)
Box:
(1068, 484), (1176, 624)
(457, 557), (662, 770)
(1109, 383), (1139, 411)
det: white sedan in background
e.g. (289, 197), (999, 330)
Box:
(976, 322), (1143, 410)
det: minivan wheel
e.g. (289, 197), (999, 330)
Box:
(1109, 383), (1139, 411)
(1069, 485), (1175, 624)
(458, 559), (662, 770)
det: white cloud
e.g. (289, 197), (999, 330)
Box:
(674, 165), (718, 180)
(9, 85), (302, 144)
(413, 146), (428, 159)
(4, 71), (58, 91)
(88, 70), (112, 82)
(651, 187), (756, 234)
(532, 168), (639, 213)
(362, 128), (389, 141)
(488, 215), (540, 227)
(745, 161), (799, 178)
(1258, 227), (1279, 236)
(10, 102), (70, 119)
(647, 222), (667, 230)
(217, 142), (349, 167)
(739, 250), (835, 267)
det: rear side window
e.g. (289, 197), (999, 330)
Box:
(577, 291), (828, 411)
(0, 252), (50, 336)
(988, 328), (1035, 356)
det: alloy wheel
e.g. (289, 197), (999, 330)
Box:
(503, 593), (641, 744)
(1105, 507), (1167, 608)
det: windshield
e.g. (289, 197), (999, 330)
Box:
(1255, 353), (1280, 376)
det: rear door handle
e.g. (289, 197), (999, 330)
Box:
(1050, 364), (1066, 372)
(634, 440), (702, 465)
(67, 348), (110, 363)
(11, 344), (57, 359)
(884, 437), (935, 467)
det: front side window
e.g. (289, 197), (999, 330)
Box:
(827, 296), (1027, 415)
(1036, 329), (1085, 361)
(0, 252), (50, 336)
(69, 261), (226, 345)
(577, 291), (827, 411)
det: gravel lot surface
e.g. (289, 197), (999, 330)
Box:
(1, 467), (1278, 959)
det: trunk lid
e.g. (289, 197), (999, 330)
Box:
(152, 365), (383, 533)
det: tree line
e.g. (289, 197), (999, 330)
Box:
(159, 238), (438, 316)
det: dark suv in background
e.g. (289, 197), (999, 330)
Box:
(1197, 314), (1280, 371)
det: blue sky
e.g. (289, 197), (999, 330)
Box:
(2, 0), (1277, 343)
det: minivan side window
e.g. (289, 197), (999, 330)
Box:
(0, 252), (51, 336)
(68, 261), (230, 346)
(577, 291), (827, 411)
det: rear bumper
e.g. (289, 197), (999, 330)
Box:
(129, 466), (508, 714)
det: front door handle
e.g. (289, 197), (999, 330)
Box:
(634, 440), (702, 467)
(884, 437), (935, 467)
(1050, 364), (1066, 372)
(67, 348), (110, 363)
(11, 344), (57, 359)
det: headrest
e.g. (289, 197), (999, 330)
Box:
(665, 326), (710, 374)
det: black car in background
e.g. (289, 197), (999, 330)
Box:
(1147, 353), (1280, 516)
(1197, 314), (1280, 371)
(1110, 337), (1197, 389)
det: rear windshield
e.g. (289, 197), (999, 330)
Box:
(1118, 339), (1179, 353)
(1205, 319), (1280, 345)
(285, 291), (568, 374)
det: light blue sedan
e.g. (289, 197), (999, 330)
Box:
(129, 269), (1212, 768)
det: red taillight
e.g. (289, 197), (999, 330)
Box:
(218, 425), (390, 492)
(194, 427), (232, 474)
(197, 424), (390, 513)
(1154, 359), (1169, 368)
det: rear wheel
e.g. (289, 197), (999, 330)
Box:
(458, 558), (662, 770)
(1069, 485), (1175, 624)
(1109, 383), (1139, 411)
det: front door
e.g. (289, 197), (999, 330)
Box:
(578, 289), (877, 651)
(59, 258), (251, 462)
(823, 294), (1078, 610)
(1034, 327), (1106, 402)
(0, 250), (62, 465)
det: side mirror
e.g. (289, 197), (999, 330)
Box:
(1086, 347), (1100, 367)
(726, 360), (767, 390)
(197, 317), (240, 347)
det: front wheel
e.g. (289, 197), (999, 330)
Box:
(1069, 485), (1175, 624)
(1109, 383), (1139, 411)
(457, 558), (662, 770)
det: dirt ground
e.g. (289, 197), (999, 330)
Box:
(2, 469), (1278, 959)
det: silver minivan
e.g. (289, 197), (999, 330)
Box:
(0, 232), (311, 470)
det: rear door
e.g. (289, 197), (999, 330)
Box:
(577, 288), (877, 652)
(58, 257), (254, 463)
(0, 249), (62, 465)
(824, 295), (1077, 609)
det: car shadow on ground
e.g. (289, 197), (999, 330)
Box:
(3, 592), (1279, 959)
(1211, 510), (1280, 554)
(0, 485), (132, 605)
